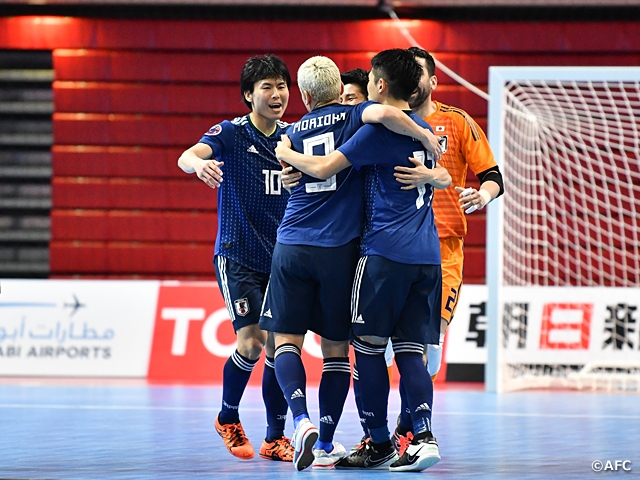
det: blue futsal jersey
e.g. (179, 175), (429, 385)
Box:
(277, 101), (374, 247)
(198, 115), (290, 274)
(338, 111), (441, 265)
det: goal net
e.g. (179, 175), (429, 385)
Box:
(486, 67), (640, 393)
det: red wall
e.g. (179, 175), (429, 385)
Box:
(1, 17), (638, 282)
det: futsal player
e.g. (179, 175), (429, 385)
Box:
(274, 49), (451, 472)
(339, 68), (369, 105)
(391, 47), (504, 452)
(340, 67), (397, 451)
(177, 54), (293, 462)
(259, 55), (441, 471)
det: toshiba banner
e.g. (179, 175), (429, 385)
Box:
(147, 281), (325, 383)
(0, 279), (158, 376)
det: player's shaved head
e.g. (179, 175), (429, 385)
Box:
(297, 56), (342, 105)
(370, 49), (422, 102)
(240, 54), (291, 110)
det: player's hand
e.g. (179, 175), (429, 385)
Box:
(420, 129), (442, 161)
(456, 186), (491, 214)
(195, 159), (224, 189)
(281, 165), (302, 191)
(394, 156), (433, 190)
(280, 134), (291, 148)
(275, 134), (293, 162)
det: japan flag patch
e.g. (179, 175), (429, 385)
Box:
(435, 125), (445, 132)
(206, 124), (222, 136)
(234, 298), (250, 316)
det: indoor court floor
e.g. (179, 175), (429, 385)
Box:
(0, 380), (637, 479)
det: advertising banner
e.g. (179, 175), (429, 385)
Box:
(0, 279), (158, 377)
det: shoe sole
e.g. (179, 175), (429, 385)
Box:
(259, 452), (292, 462)
(312, 453), (348, 468)
(389, 452), (440, 472)
(294, 426), (319, 471)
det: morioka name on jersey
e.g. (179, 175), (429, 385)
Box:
(198, 115), (290, 273)
(277, 101), (375, 247)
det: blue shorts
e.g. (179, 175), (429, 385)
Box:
(351, 255), (441, 345)
(214, 255), (269, 332)
(259, 239), (359, 342)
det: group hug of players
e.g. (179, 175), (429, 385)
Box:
(178, 48), (504, 472)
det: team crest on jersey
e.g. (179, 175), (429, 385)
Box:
(438, 135), (448, 154)
(205, 124), (222, 136)
(435, 125), (445, 132)
(234, 298), (250, 316)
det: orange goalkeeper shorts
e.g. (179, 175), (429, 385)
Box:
(440, 236), (464, 324)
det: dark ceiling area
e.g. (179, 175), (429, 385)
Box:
(1, 2), (640, 21)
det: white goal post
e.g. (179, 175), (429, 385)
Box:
(486, 67), (640, 393)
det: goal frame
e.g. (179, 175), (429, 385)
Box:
(485, 66), (640, 393)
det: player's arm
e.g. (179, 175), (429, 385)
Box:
(455, 111), (505, 213)
(178, 143), (224, 189)
(394, 157), (451, 190)
(275, 135), (351, 180)
(361, 104), (442, 160)
(456, 166), (504, 214)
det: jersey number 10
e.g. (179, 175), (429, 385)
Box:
(262, 169), (282, 195)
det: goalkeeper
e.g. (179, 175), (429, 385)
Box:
(390, 46), (505, 451)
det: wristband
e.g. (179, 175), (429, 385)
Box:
(479, 189), (492, 207)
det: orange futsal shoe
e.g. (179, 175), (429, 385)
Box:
(259, 436), (294, 462)
(215, 416), (255, 460)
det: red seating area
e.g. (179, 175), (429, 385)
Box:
(1, 17), (638, 281)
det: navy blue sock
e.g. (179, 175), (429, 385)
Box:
(318, 357), (351, 445)
(353, 364), (370, 437)
(274, 344), (308, 425)
(262, 356), (288, 441)
(393, 341), (433, 435)
(219, 350), (258, 425)
(352, 338), (390, 444)
(398, 379), (413, 432)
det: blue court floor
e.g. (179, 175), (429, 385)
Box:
(0, 380), (637, 479)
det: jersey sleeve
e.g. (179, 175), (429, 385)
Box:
(338, 124), (389, 170)
(197, 120), (235, 159)
(352, 100), (378, 125)
(456, 112), (497, 175)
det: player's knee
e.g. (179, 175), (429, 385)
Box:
(320, 338), (349, 358)
(357, 334), (388, 346)
(236, 334), (265, 360)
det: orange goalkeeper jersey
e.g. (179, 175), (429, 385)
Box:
(425, 101), (497, 238)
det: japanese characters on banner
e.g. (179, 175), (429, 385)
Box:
(445, 285), (640, 375)
(445, 285), (489, 367)
(0, 280), (158, 376)
(500, 286), (640, 365)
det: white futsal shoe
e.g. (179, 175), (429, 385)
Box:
(389, 431), (440, 472)
(292, 418), (319, 471)
(312, 441), (347, 468)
